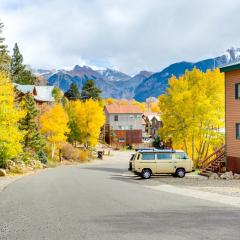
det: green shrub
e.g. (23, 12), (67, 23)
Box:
(37, 150), (48, 164)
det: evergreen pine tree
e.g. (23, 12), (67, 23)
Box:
(10, 43), (36, 84)
(64, 83), (81, 100)
(19, 93), (45, 152)
(0, 21), (10, 72)
(37, 150), (48, 164)
(81, 79), (102, 101)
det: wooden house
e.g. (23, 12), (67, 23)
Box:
(14, 84), (55, 108)
(220, 63), (240, 173)
(104, 103), (143, 146)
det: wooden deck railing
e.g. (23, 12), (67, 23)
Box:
(200, 145), (226, 169)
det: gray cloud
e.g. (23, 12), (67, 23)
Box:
(1, 0), (240, 74)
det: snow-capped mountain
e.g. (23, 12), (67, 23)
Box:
(32, 47), (240, 101)
(98, 68), (131, 82)
(134, 48), (240, 101)
(217, 48), (240, 66)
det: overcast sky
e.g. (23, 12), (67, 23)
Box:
(0, 0), (240, 74)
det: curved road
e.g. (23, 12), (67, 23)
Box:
(0, 152), (240, 240)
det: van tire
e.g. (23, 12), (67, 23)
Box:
(141, 169), (152, 179)
(175, 168), (185, 178)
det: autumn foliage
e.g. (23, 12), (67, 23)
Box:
(40, 104), (70, 159)
(67, 99), (105, 148)
(0, 71), (25, 167)
(159, 68), (225, 165)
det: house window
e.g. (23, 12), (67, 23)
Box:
(114, 115), (118, 121)
(235, 83), (240, 99)
(236, 123), (240, 140)
(118, 138), (125, 143)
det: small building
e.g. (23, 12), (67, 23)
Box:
(104, 103), (143, 146)
(151, 116), (162, 138)
(220, 63), (240, 173)
(33, 86), (55, 105)
(14, 84), (55, 107)
(142, 113), (162, 139)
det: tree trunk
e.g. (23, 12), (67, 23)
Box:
(51, 143), (55, 160)
(59, 149), (62, 162)
(192, 135), (195, 162)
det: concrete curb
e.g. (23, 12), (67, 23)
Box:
(145, 184), (240, 208)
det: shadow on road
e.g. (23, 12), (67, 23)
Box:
(81, 166), (177, 185)
(82, 167), (126, 174)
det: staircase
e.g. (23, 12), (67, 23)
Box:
(200, 145), (226, 177)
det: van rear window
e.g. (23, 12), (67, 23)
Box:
(141, 153), (155, 160)
(156, 153), (172, 160)
(175, 153), (188, 159)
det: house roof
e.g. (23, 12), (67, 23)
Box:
(34, 86), (55, 102)
(152, 116), (161, 121)
(105, 103), (143, 114)
(144, 114), (161, 122)
(220, 62), (240, 73)
(14, 83), (34, 94)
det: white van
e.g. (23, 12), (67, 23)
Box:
(131, 150), (193, 179)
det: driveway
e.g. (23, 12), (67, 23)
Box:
(0, 151), (240, 240)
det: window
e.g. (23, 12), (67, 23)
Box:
(175, 152), (188, 160)
(236, 123), (240, 140)
(114, 115), (118, 121)
(118, 138), (125, 142)
(141, 153), (155, 160)
(129, 125), (133, 130)
(156, 153), (172, 160)
(235, 83), (240, 99)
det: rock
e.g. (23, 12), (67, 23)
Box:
(0, 169), (7, 177)
(220, 171), (234, 180)
(5, 160), (15, 170)
(233, 173), (240, 180)
(209, 173), (219, 179)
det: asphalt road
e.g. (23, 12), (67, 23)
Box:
(0, 152), (240, 240)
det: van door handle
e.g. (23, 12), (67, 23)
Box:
(168, 162), (172, 163)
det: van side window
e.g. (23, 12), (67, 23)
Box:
(142, 153), (155, 160)
(156, 153), (172, 160)
(175, 153), (188, 160)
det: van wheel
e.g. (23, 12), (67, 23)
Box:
(141, 169), (152, 179)
(176, 168), (185, 178)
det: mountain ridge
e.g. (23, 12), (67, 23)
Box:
(32, 48), (240, 101)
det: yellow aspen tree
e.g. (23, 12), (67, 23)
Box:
(67, 99), (105, 148)
(40, 104), (69, 160)
(159, 67), (224, 166)
(0, 71), (25, 167)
